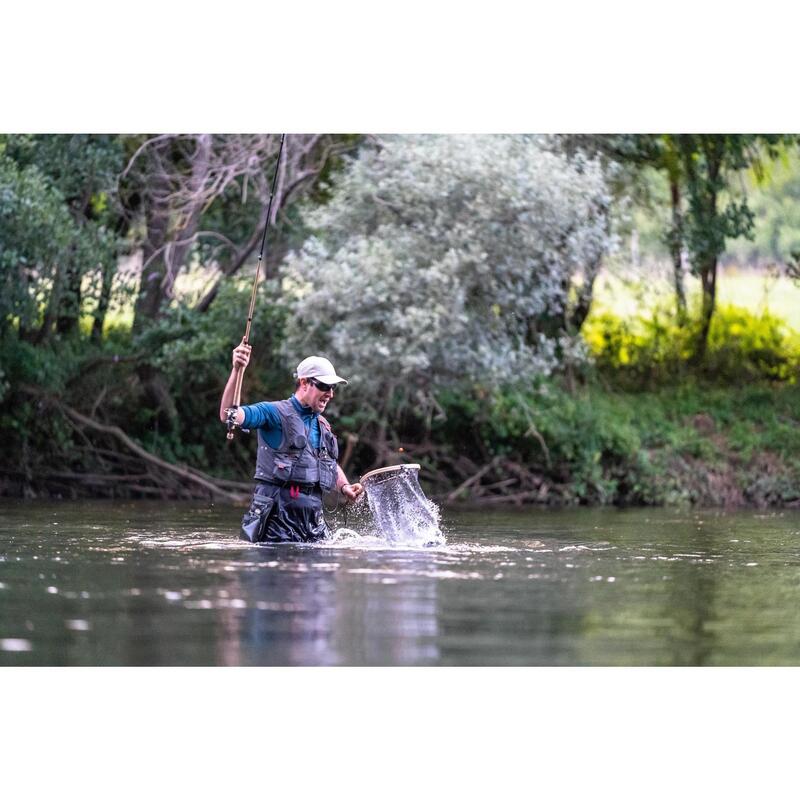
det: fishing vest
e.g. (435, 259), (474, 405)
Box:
(254, 399), (339, 492)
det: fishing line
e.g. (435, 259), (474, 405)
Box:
(227, 133), (286, 441)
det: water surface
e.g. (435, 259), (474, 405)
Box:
(1, 500), (799, 665)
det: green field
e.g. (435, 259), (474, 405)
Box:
(592, 266), (800, 331)
(86, 262), (800, 338)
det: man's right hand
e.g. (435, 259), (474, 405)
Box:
(225, 406), (243, 428)
(232, 339), (252, 371)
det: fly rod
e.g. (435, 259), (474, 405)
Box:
(227, 133), (286, 441)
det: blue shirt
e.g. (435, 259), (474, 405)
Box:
(241, 396), (321, 450)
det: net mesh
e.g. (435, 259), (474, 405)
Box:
(361, 466), (444, 546)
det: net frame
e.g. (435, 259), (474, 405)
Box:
(360, 464), (422, 487)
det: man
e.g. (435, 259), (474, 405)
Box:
(220, 341), (363, 543)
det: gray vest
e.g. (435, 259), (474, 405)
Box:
(254, 399), (339, 492)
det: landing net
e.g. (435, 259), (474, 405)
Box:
(360, 464), (444, 546)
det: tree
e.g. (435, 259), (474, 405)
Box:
(282, 135), (614, 419)
(557, 135), (690, 322)
(673, 134), (792, 359)
(119, 134), (359, 332)
(2, 135), (125, 341)
(559, 134), (797, 357)
(0, 145), (73, 339)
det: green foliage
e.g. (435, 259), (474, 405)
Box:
(0, 150), (74, 331)
(584, 304), (800, 387)
(125, 278), (289, 472)
(726, 147), (800, 265)
(2, 134), (124, 215)
(3, 133), (800, 508)
(675, 135), (769, 267)
(0, 135), (125, 338)
(484, 385), (645, 503)
(284, 135), (614, 407)
(430, 377), (800, 507)
(563, 134), (798, 355)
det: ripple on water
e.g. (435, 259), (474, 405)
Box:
(135, 536), (252, 551)
(346, 567), (484, 580)
(1, 639), (33, 652)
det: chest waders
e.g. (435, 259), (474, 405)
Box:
(240, 400), (340, 543)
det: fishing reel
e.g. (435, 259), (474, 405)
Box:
(225, 405), (244, 441)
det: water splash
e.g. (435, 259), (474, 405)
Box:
(360, 467), (445, 546)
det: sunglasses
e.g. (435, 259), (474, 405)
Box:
(308, 377), (337, 393)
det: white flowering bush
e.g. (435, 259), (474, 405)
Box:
(282, 135), (613, 405)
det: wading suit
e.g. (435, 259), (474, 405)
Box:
(239, 396), (339, 543)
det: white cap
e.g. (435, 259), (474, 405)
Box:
(294, 356), (348, 385)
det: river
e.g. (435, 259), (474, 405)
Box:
(1, 499), (799, 666)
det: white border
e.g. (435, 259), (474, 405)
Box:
(2, 667), (797, 798)
(2, 2), (799, 132)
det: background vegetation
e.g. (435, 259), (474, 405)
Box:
(2, 133), (799, 507)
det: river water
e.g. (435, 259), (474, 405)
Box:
(1, 499), (800, 666)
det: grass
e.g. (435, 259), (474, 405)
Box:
(592, 265), (800, 332)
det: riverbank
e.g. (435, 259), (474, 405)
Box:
(4, 380), (799, 510)
(3, 293), (798, 508)
(410, 380), (800, 510)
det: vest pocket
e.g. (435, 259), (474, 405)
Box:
(318, 458), (337, 493)
(271, 457), (294, 485)
(240, 494), (275, 543)
(327, 434), (339, 461)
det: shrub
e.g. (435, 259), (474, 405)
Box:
(282, 135), (615, 421)
(583, 304), (800, 386)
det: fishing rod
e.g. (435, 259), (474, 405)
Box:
(227, 133), (286, 441)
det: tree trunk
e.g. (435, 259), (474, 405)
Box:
(677, 134), (722, 362)
(693, 140), (722, 362)
(669, 177), (687, 324)
(91, 257), (115, 342)
(37, 245), (81, 342)
(163, 135), (212, 283)
(55, 253), (83, 336)
(569, 260), (600, 333)
(695, 255), (717, 361)
(132, 175), (171, 332)
(36, 260), (64, 344)
(132, 136), (213, 331)
(17, 266), (37, 343)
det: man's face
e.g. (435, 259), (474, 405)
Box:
(300, 377), (336, 413)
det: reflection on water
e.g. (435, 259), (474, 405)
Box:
(1, 500), (800, 665)
(214, 541), (441, 666)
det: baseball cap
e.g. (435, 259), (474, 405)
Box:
(294, 356), (348, 385)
